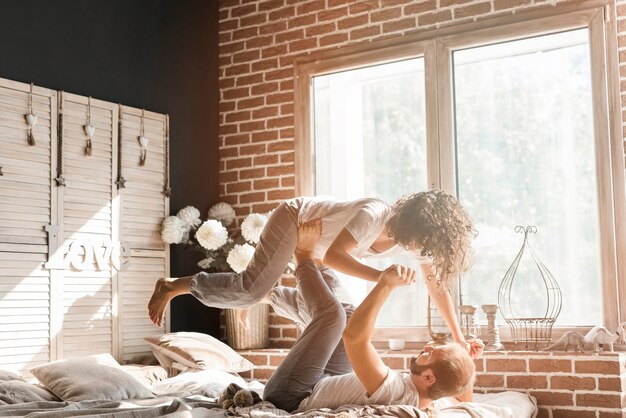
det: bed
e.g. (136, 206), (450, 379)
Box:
(0, 333), (537, 417)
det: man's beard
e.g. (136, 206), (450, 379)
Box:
(409, 354), (431, 376)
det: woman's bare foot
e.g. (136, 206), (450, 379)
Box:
(147, 277), (191, 327)
(294, 220), (321, 264)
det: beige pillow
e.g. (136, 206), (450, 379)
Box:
(30, 353), (154, 401)
(145, 332), (253, 372)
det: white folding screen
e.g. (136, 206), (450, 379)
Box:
(0, 78), (169, 372)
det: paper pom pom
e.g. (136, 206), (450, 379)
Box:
(208, 202), (236, 226)
(233, 390), (254, 408)
(241, 213), (268, 244)
(176, 205), (202, 228)
(226, 244), (255, 274)
(161, 216), (187, 244)
(196, 220), (228, 251)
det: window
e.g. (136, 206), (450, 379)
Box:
(295, 5), (624, 337)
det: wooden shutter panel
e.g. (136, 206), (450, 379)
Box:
(56, 93), (119, 359)
(118, 106), (168, 362)
(0, 79), (57, 371)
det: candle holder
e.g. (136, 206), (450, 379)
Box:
(460, 305), (480, 340)
(482, 304), (504, 351)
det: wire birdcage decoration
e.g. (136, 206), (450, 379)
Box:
(498, 226), (562, 350)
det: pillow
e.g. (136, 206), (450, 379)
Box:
(145, 332), (253, 372)
(121, 364), (169, 385)
(151, 369), (247, 397)
(30, 353), (154, 401)
(0, 370), (59, 405)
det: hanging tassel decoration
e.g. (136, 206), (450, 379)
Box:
(55, 92), (67, 187)
(163, 115), (171, 197)
(116, 105), (126, 189)
(25, 83), (37, 146)
(138, 109), (148, 166)
(84, 96), (96, 156)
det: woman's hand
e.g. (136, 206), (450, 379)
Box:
(464, 338), (484, 359)
(378, 264), (416, 288)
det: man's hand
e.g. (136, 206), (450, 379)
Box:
(378, 264), (417, 288)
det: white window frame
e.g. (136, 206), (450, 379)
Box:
(294, 0), (625, 341)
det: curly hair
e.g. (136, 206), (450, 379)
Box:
(386, 189), (477, 287)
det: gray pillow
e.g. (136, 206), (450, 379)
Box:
(30, 353), (154, 402)
(0, 380), (60, 405)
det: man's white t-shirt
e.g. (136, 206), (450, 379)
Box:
(296, 196), (431, 264)
(296, 368), (420, 412)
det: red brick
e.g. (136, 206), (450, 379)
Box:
(320, 33), (349, 46)
(240, 192), (266, 204)
(597, 411), (626, 418)
(239, 370), (252, 379)
(225, 111), (250, 123)
(318, 7), (350, 22)
(268, 140), (294, 152)
(239, 168), (266, 179)
(337, 14), (368, 30)
(223, 87), (250, 101)
(253, 107), (279, 119)
(280, 103), (293, 115)
(280, 152), (294, 163)
(267, 92), (292, 105)
(238, 97), (264, 110)
(254, 178), (280, 190)
(475, 374), (504, 387)
(252, 368), (274, 380)
(226, 157), (252, 170)
(296, 0), (326, 15)
(598, 377), (622, 391)
(232, 27), (259, 41)
(258, 0), (284, 12)
(240, 121), (266, 133)
(251, 82), (279, 95)
(575, 360), (621, 375)
(265, 68), (292, 81)
(576, 393), (622, 409)
(269, 5), (295, 21)
(221, 41), (246, 54)
(454, 2), (491, 19)
(246, 35), (273, 49)
(289, 38), (318, 53)
(241, 13), (268, 27)
(220, 18), (238, 32)
(269, 327), (281, 338)
(224, 133), (250, 146)
(350, 26), (381, 41)
(536, 408), (549, 418)
(262, 45), (288, 59)
(220, 147), (239, 158)
(287, 14), (317, 29)
(371, 7), (402, 23)
(495, 0), (533, 10)
(231, 4), (257, 18)
(252, 131), (279, 143)
(552, 410), (596, 418)
(530, 391), (573, 406)
(252, 59), (279, 72)
(269, 355), (286, 366)
(242, 354), (268, 366)
(236, 74), (263, 86)
(282, 328), (298, 338)
(268, 190), (295, 200)
(507, 375), (547, 389)
(382, 17), (416, 33)
(382, 357), (404, 369)
(225, 64), (251, 77)
(220, 101), (237, 113)
(474, 358), (484, 372)
(254, 154), (279, 165)
(418, 10), (452, 26)
(405, 0), (437, 14)
(551, 376), (596, 391)
(220, 171), (238, 183)
(271, 340), (295, 349)
(529, 359), (572, 373)
(485, 359), (526, 372)
(226, 181), (252, 193)
(268, 165), (295, 176)
(259, 21), (287, 36)
(279, 127), (294, 138)
(240, 144), (266, 156)
(253, 202), (280, 213)
(276, 29), (304, 44)
(306, 23), (337, 37)
(267, 116), (293, 129)
(349, 0), (379, 14)
(281, 176), (295, 187)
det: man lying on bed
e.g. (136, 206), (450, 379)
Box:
(262, 220), (476, 413)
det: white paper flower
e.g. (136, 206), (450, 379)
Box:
(161, 216), (187, 244)
(226, 243), (255, 274)
(196, 219), (228, 250)
(208, 202), (236, 226)
(241, 213), (268, 244)
(177, 205), (202, 228)
(197, 257), (215, 269)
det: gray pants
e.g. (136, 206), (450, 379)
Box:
(189, 200), (301, 309)
(263, 261), (353, 412)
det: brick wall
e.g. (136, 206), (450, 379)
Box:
(239, 349), (626, 417)
(218, 0), (626, 349)
(218, 1), (626, 414)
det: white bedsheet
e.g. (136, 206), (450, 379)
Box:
(435, 391), (538, 418)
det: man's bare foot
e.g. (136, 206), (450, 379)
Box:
(148, 277), (191, 327)
(294, 220), (321, 264)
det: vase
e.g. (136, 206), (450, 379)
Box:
(224, 303), (269, 350)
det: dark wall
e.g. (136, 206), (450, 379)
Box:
(0, 0), (221, 336)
